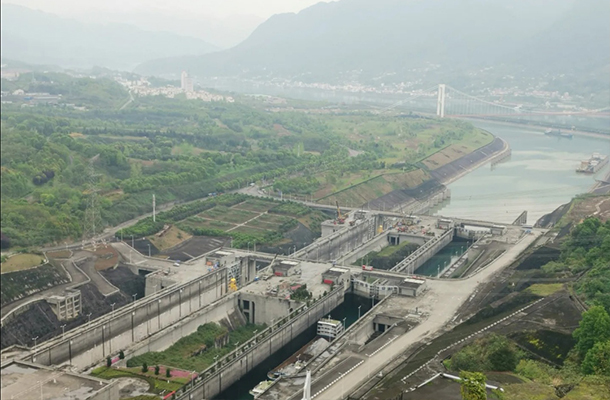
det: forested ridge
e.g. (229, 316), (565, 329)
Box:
(1, 72), (483, 249)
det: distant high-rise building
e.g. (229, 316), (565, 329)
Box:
(180, 71), (194, 93)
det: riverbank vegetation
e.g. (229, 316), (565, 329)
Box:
(1, 72), (489, 249)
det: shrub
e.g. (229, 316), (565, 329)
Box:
(166, 367), (171, 378)
(142, 362), (148, 373)
(154, 365), (160, 375)
(106, 356), (112, 367)
(119, 350), (125, 360)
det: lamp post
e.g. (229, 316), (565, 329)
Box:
(131, 235), (134, 248)
(358, 305), (362, 320)
(111, 303), (116, 318)
(343, 317), (347, 331)
(253, 330), (258, 344)
(147, 244), (151, 257)
(132, 293), (137, 303)
(61, 324), (66, 339)
(87, 313), (92, 326)
(32, 336), (39, 353)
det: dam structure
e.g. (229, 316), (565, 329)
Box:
(1, 208), (534, 400)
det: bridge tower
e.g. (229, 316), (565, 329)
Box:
(436, 84), (446, 118)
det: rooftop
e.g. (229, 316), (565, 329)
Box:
(0, 360), (113, 400)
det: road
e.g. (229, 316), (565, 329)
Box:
(119, 90), (134, 110)
(315, 230), (543, 400)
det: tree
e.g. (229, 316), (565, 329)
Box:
(582, 340), (610, 376)
(119, 350), (125, 360)
(166, 367), (172, 378)
(155, 365), (160, 375)
(573, 306), (610, 358)
(106, 356), (112, 367)
(460, 371), (487, 400)
(142, 362), (148, 373)
(486, 336), (519, 371)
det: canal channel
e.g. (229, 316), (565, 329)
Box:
(217, 292), (372, 400)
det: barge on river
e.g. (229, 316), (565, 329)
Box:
(545, 128), (573, 139)
(576, 153), (609, 174)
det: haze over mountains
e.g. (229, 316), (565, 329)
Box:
(135, 0), (609, 85)
(0, 4), (220, 71)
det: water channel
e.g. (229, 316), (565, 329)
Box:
(432, 120), (610, 224)
(217, 293), (372, 400)
(415, 237), (471, 277)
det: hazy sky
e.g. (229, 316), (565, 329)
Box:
(1, 0), (334, 19)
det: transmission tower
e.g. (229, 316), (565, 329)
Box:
(83, 155), (103, 249)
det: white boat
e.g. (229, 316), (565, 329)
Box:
(249, 380), (274, 398)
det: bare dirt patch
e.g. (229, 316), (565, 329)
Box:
(148, 225), (192, 251)
(88, 246), (119, 271)
(46, 250), (71, 259)
(273, 123), (291, 136)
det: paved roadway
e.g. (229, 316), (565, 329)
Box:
(314, 230), (543, 400)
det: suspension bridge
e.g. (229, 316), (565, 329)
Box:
(382, 84), (610, 119)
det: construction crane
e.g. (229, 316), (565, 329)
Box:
(335, 200), (345, 224)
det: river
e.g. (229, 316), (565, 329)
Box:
(431, 120), (610, 224)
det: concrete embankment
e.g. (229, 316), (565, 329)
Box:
(369, 136), (508, 214)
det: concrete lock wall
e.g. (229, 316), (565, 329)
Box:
(28, 268), (229, 370)
(178, 289), (345, 400)
(340, 232), (390, 265)
(128, 294), (240, 358)
(394, 229), (454, 274)
(238, 293), (300, 326)
(298, 216), (380, 262)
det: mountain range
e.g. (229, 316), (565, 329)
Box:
(135, 0), (609, 84)
(0, 4), (219, 71)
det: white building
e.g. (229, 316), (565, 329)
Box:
(181, 71), (194, 93)
(317, 318), (344, 340)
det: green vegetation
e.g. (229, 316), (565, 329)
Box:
(582, 340), (610, 376)
(526, 283), (564, 297)
(354, 242), (419, 269)
(0, 253), (44, 273)
(573, 306), (610, 369)
(542, 217), (610, 313)
(446, 334), (522, 373)
(459, 371), (487, 400)
(291, 284), (313, 302)
(0, 72), (485, 248)
(126, 322), (265, 371)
